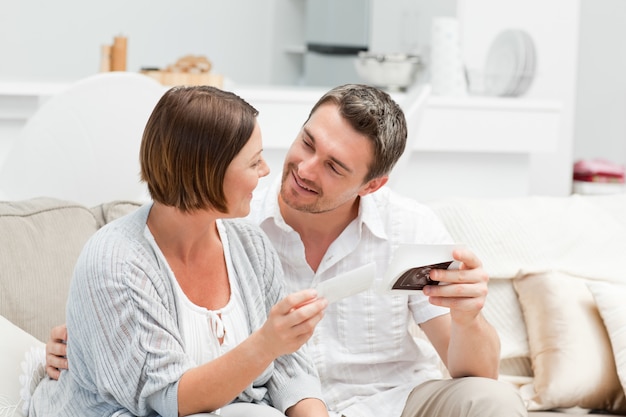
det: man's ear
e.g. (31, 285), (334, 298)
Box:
(359, 176), (388, 197)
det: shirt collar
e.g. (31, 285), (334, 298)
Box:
(358, 189), (388, 241)
(252, 176), (292, 232)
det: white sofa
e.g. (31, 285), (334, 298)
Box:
(1, 193), (626, 416)
(425, 192), (626, 416)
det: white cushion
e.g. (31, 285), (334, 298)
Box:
(0, 315), (45, 417)
(483, 279), (530, 361)
(587, 281), (626, 397)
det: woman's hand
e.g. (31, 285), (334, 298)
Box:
(178, 289), (328, 415)
(259, 289), (327, 358)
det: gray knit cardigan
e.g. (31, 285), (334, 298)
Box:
(29, 203), (323, 417)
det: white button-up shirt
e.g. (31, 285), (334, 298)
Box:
(248, 179), (452, 417)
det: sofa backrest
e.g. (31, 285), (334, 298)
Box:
(0, 198), (141, 342)
(0, 198), (99, 341)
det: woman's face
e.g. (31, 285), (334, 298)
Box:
(223, 120), (269, 217)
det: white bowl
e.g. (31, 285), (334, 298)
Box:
(355, 52), (422, 91)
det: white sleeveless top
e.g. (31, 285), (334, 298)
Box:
(146, 219), (249, 366)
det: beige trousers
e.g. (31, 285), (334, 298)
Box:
(400, 377), (527, 417)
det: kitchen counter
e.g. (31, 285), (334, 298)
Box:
(0, 79), (563, 200)
(0, 81), (70, 97)
(231, 83), (561, 153)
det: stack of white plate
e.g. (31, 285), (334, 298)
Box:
(483, 29), (536, 97)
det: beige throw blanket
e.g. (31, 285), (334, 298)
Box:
(427, 193), (626, 282)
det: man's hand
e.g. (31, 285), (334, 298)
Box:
(423, 247), (489, 324)
(46, 324), (68, 380)
(422, 247), (500, 378)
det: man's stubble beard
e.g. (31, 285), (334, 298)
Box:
(280, 165), (360, 216)
(279, 164), (331, 214)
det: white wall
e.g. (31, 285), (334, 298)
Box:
(573, 0), (626, 165)
(458, 0), (580, 196)
(5, 0), (621, 198)
(369, 0), (457, 56)
(0, 1), (277, 84)
(267, 0), (306, 85)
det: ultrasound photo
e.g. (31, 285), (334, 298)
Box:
(391, 261), (454, 291)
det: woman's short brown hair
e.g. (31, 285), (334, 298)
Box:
(140, 85), (258, 213)
(306, 84), (407, 182)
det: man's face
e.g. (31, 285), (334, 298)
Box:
(279, 102), (376, 214)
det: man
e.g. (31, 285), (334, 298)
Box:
(46, 84), (526, 417)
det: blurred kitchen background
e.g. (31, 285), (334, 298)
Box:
(0, 0), (623, 200)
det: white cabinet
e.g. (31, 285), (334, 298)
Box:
(418, 96), (560, 153)
(400, 95), (561, 200)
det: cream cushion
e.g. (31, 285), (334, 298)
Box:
(0, 198), (99, 341)
(587, 281), (626, 396)
(513, 271), (626, 413)
(90, 200), (142, 227)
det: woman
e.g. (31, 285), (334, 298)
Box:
(28, 86), (329, 417)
